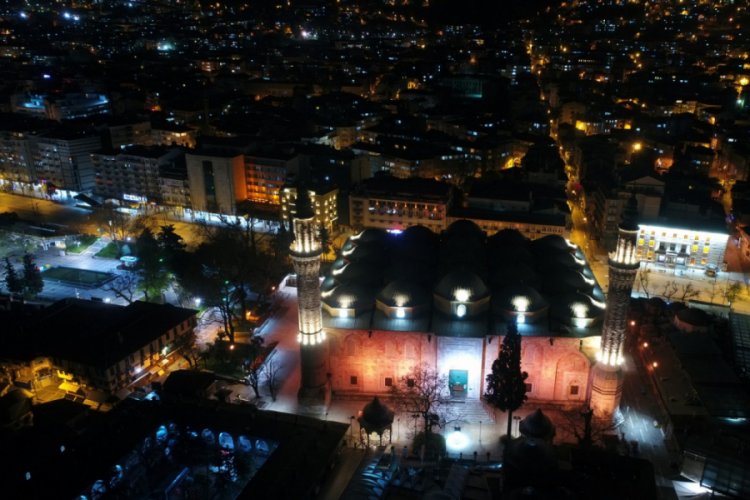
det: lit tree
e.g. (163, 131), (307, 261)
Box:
(104, 272), (140, 304)
(636, 268), (652, 299)
(722, 282), (743, 309)
(484, 320), (528, 449)
(263, 357), (284, 402)
(390, 363), (452, 437)
(244, 335), (265, 399)
(21, 254), (43, 299)
(3, 257), (23, 295)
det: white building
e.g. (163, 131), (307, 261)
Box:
(636, 222), (729, 270)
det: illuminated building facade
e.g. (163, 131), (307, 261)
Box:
(185, 150), (246, 215)
(307, 221), (608, 408)
(244, 150), (299, 205)
(636, 223), (728, 271)
(281, 185), (338, 235)
(92, 146), (182, 204)
(349, 176), (453, 233)
(11, 93), (110, 121)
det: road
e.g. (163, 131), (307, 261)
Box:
(0, 191), (273, 247)
(620, 353), (680, 500)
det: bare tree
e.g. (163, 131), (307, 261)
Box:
(263, 357), (284, 402)
(677, 283), (700, 302)
(558, 405), (618, 447)
(390, 364), (453, 437)
(707, 276), (719, 304)
(103, 272), (141, 304)
(637, 268), (652, 299)
(661, 280), (678, 301)
(722, 282), (743, 309)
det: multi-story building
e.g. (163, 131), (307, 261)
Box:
(636, 222), (729, 271)
(159, 154), (191, 214)
(33, 129), (102, 195)
(186, 149), (246, 215)
(151, 123), (197, 148)
(591, 175), (665, 249)
(348, 176), (453, 233)
(0, 129), (36, 189)
(281, 184), (338, 235)
(244, 149), (299, 205)
(104, 119), (152, 149)
(0, 299), (197, 401)
(92, 146), (183, 204)
(11, 93), (110, 121)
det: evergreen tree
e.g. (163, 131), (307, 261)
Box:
(135, 228), (170, 302)
(157, 224), (186, 272)
(3, 257), (23, 295)
(21, 254), (44, 298)
(484, 320), (528, 453)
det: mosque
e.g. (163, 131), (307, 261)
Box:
(289, 191), (639, 419)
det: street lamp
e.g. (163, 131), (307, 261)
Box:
(479, 420), (482, 444)
(349, 415), (355, 441)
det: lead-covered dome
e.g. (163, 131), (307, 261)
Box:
(492, 284), (549, 324)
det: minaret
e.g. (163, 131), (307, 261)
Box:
(590, 195), (640, 420)
(290, 187), (329, 408)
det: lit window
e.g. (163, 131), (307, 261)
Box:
(456, 304), (467, 318)
(703, 247), (710, 254)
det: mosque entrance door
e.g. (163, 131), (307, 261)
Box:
(448, 370), (468, 399)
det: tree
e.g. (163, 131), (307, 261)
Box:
(636, 268), (652, 298)
(661, 280), (678, 301)
(722, 282), (743, 309)
(263, 357), (283, 402)
(484, 320), (528, 450)
(134, 228), (170, 302)
(3, 257), (23, 295)
(104, 272), (140, 304)
(390, 364), (452, 438)
(677, 282), (700, 302)
(559, 404), (617, 448)
(244, 335), (265, 399)
(157, 224), (186, 272)
(21, 254), (43, 299)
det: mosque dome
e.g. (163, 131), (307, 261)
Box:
(492, 284), (549, 324)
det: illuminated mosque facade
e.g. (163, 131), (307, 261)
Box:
(290, 192), (638, 418)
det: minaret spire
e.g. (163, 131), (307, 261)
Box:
(590, 194), (640, 420)
(290, 185), (330, 409)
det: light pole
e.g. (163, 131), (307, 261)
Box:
(397, 418), (400, 441)
(349, 415), (355, 442)
(479, 420), (482, 444)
